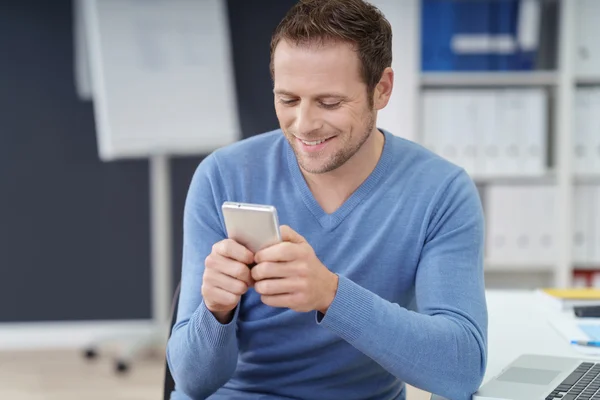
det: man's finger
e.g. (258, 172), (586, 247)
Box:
(206, 270), (249, 296)
(280, 225), (306, 244)
(212, 255), (253, 286)
(251, 261), (294, 281)
(254, 278), (296, 296)
(214, 239), (254, 265)
(260, 294), (295, 309)
(254, 242), (299, 264)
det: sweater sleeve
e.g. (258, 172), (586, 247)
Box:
(166, 154), (240, 399)
(317, 170), (488, 400)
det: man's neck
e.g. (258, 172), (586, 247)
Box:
(302, 128), (385, 214)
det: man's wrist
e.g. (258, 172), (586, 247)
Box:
(211, 309), (235, 324)
(317, 272), (339, 314)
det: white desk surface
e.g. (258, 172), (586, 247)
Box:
(431, 289), (599, 400)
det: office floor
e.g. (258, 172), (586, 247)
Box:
(0, 350), (430, 400)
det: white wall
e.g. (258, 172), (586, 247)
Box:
(369, 0), (420, 142)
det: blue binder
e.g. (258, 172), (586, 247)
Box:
(421, 0), (455, 71)
(421, 0), (538, 72)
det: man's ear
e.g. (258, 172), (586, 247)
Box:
(373, 67), (394, 111)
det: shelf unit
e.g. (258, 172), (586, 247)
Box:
(576, 75), (600, 86)
(472, 172), (557, 186)
(421, 72), (558, 88)
(485, 262), (555, 273)
(413, 0), (598, 288)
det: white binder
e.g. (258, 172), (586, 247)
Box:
(535, 186), (557, 265)
(592, 185), (600, 265)
(421, 90), (442, 157)
(575, 0), (600, 77)
(519, 89), (547, 175)
(590, 90), (600, 174)
(495, 90), (522, 176)
(573, 185), (590, 265)
(451, 91), (478, 175)
(486, 185), (521, 265)
(574, 89), (594, 175)
(476, 91), (497, 177)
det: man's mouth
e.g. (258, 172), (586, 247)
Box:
(297, 136), (334, 146)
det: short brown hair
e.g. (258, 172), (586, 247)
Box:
(270, 0), (392, 101)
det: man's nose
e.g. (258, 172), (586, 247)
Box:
(295, 103), (322, 137)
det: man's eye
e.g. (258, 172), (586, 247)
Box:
(280, 99), (298, 106)
(321, 102), (341, 109)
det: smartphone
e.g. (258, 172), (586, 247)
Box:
(221, 202), (282, 254)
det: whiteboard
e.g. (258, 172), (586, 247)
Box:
(74, 0), (93, 101)
(82, 0), (241, 161)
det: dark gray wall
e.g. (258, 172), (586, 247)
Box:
(0, 0), (296, 322)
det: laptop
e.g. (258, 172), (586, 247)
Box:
(473, 354), (600, 400)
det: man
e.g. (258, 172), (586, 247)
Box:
(167, 0), (487, 399)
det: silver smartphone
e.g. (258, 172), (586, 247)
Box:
(221, 202), (282, 254)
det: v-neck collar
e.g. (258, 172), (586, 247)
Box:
(286, 129), (394, 231)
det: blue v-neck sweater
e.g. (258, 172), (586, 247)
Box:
(167, 129), (487, 400)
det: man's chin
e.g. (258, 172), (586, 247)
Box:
(297, 157), (340, 175)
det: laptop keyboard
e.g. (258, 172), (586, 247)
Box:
(546, 362), (600, 400)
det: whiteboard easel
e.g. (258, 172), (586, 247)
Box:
(77, 0), (240, 366)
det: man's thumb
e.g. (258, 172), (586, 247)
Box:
(280, 225), (305, 244)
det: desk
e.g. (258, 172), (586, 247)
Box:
(431, 289), (597, 400)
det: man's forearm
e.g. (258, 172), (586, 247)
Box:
(167, 300), (240, 399)
(317, 276), (487, 400)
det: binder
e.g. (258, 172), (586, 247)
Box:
(450, 91), (478, 174)
(519, 89), (547, 175)
(514, 0), (541, 70)
(592, 186), (600, 266)
(485, 185), (509, 265)
(574, 90), (593, 175)
(489, 0), (519, 70)
(536, 186), (556, 265)
(476, 91), (497, 176)
(575, 0), (600, 77)
(495, 90), (522, 176)
(591, 90), (600, 174)
(573, 185), (590, 266)
(421, 0), (454, 71)
(421, 90), (442, 157)
(450, 0), (492, 71)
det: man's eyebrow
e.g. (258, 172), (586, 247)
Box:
(273, 89), (348, 99)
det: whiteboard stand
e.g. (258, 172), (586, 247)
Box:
(79, 0), (240, 373)
(115, 155), (173, 371)
(84, 155), (174, 373)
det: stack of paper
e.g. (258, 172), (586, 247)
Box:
(536, 288), (600, 311)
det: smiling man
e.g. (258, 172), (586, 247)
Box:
(166, 1), (488, 400)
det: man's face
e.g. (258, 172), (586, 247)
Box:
(272, 40), (376, 174)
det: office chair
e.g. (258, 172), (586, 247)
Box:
(163, 282), (180, 400)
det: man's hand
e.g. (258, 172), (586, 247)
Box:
(252, 225), (339, 314)
(202, 239), (255, 324)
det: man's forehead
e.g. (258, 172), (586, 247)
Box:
(272, 39), (363, 89)
(273, 38), (359, 67)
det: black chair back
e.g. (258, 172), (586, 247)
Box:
(163, 283), (181, 400)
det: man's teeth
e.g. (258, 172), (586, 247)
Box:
(301, 138), (327, 146)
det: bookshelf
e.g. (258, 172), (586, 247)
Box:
(472, 172), (557, 185)
(413, 0), (597, 288)
(576, 75), (600, 86)
(421, 72), (558, 88)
